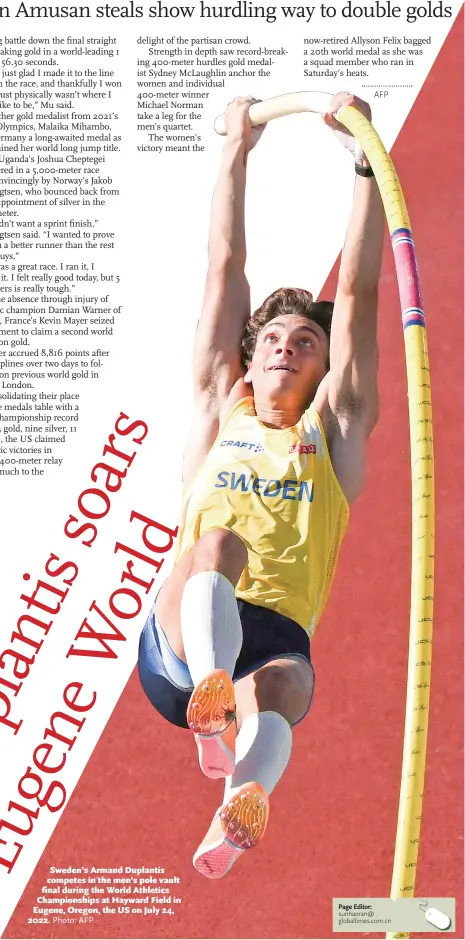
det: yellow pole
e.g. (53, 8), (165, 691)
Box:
(337, 106), (435, 940)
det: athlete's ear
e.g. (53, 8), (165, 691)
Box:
(244, 369), (253, 385)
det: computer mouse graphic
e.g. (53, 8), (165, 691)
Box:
(423, 907), (451, 930)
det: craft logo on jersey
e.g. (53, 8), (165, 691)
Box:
(289, 443), (316, 455)
(220, 439), (264, 454)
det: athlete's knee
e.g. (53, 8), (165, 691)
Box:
(253, 659), (314, 724)
(192, 528), (247, 585)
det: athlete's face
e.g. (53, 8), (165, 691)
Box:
(246, 315), (329, 407)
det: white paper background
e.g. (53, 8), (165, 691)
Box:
(0, 6), (461, 932)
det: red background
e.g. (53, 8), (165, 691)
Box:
(4, 14), (463, 940)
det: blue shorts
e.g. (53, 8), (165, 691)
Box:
(138, 599), (314, 730)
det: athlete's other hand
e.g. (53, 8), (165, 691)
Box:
(322, 91), (372, 163)
(224, 96), (266, 152)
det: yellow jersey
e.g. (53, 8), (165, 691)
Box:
(175, 397), (349, 636)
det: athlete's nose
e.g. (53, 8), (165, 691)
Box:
(274, 341), (294, 356)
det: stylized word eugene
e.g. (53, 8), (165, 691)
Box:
(216, 471), (314, 501)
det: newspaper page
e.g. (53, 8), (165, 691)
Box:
(0, 0), (462, 936)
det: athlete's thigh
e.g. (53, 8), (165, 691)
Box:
(155, 527), (245, 660)
(155, 550), (195, 661)
(234, 656), (315, 727)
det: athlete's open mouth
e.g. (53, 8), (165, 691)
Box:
(268, 365), (296, 372)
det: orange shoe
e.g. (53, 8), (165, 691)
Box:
(193, 782), (269, 879)
(186, 669), (236, 779)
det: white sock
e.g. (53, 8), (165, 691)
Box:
(223, 711), (292, 801)
(180, 571), (243, 686)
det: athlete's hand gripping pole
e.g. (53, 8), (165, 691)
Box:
(213, 91), (334, 135)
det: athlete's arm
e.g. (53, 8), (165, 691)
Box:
(315, 92), (384, 504)
(183, 97), (265, 485)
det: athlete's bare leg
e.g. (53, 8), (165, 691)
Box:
(156, 528), (247, 777)
(155, 528), (314, 876)
(193, 656), (314, 878)
(156, 529), (313, 727)
(235, 655), (314, 726)
(156, 527), (247, 661)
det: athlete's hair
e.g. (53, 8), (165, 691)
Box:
(241, 287), (334, 368)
